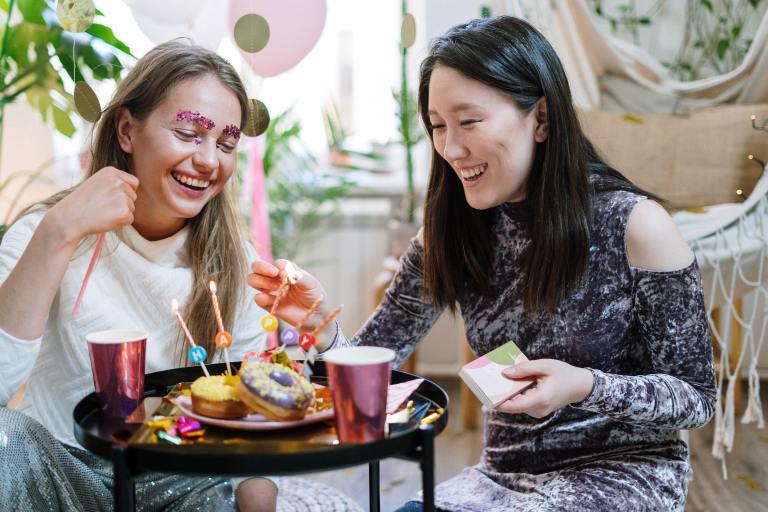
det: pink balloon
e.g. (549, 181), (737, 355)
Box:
(228, 0), (327, 78)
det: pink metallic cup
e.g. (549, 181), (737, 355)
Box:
(86, 330), (147, 419)
(324, 346), (395, 444)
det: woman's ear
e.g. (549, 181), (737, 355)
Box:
(534, 98), (549, 143)
(116, 108), (136, 154)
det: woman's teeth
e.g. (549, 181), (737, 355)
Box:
(172, 172), (211, 189)
(460, 164), (486, 180)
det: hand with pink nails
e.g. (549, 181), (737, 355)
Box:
(247, 259), (336, 347)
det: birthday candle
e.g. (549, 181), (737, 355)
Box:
(71, 232), (106, 315)
(310, 305), (343, 338)
(295, 295), (324, 331)
(208, 281), (233, 376)
(208, 281), (225, 333)
(171, 299), (210, 377)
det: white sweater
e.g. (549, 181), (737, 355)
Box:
(0, 211), (268, 446)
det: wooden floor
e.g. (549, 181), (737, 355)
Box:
(303, 377), (768, 512)
(686, 384), (768, 512)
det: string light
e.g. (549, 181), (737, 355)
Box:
(748, 153), (766, 170)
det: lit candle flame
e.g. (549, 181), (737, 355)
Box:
(171, 298), (179, 312)
(285, 261), (298, 284)
(209, 280), (217, 294)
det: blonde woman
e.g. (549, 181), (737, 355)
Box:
(0, 41), (278, 511)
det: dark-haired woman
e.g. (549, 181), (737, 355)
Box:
(249, 16), (716, 511)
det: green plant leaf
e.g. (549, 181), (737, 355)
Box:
(52, 104), (75, 136)
(82, 44), (112, 79)
(700, 0), (714, 12)
(717, 39), (730, 60)
(732, 24), (742, 38)
(85, 23), (132, 56)
(17, 0), (46, 24)
(638, 17), (651, 25)
(0, 0), (9, 11)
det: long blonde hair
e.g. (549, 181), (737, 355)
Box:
(21, 40), (250, 365)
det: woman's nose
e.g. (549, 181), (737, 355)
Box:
(191, 140), (217, 173)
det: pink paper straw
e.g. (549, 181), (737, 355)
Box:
(71, 232), (105, 315)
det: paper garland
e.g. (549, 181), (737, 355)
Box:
(73, 81), (101, 123)
(56, 0), (95, 33)
(233, 14), (270, 53)
(401, 13), (416, 49)
(243, 98), (270, 137)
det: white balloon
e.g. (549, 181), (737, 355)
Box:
(124, 0), (227, 50)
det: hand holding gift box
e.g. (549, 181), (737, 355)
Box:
(459, 340), (536, 409)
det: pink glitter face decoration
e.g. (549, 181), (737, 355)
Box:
(223, 124), (241, 140)
(175, 110), (215, 130)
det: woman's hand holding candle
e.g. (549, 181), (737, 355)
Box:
(248, 259), (338, 349)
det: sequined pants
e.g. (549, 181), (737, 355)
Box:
(0, 408), (237, 511)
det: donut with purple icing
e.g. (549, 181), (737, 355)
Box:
(237, 361), (315, 421)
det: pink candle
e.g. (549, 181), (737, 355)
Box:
(208, 281), (226, 333)
(172, 299), (210, 377)
(208, 281), (232, 375)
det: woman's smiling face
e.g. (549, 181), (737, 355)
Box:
(117, 74), (242, 240)
(427, 65), (547, 210)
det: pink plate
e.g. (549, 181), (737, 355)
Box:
(174, 395), (334, 430)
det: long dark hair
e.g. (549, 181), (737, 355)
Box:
(419, 16), (656, 313)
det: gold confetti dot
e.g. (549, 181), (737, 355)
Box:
(737, 473), (763, 492)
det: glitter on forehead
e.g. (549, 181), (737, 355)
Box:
(223, 124), (241, 140)
(176, 110), (215, 130)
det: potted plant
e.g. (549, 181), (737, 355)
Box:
(0, 0), (132, 238)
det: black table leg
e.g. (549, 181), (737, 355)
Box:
(113, 444), (135, 512)
(369, 460), (381, 512)
(420, 424), (435, 512)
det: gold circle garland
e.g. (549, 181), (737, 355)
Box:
(73, 80), (101, 123)
(56, 0), (95, 33)
(233, 14), (271, 53)
(243, 99), (270, 137)
(401, 13), (416, 49)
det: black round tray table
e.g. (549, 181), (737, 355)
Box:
(74, 362), (449, 511)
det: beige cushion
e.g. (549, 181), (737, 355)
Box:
(579, 104), (768, 209)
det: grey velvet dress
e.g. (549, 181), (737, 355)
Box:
(333, 190), (717, 511)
